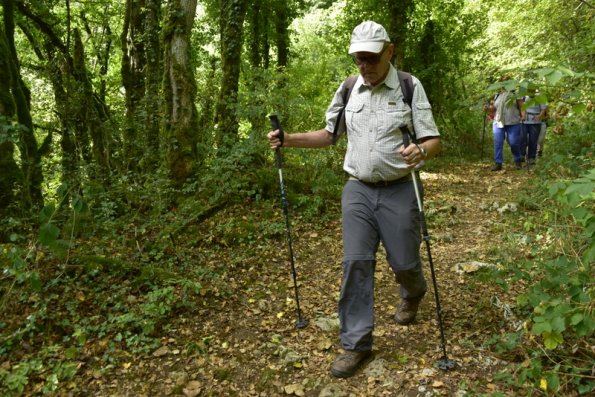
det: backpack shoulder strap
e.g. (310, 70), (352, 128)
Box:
(342, 75), (358, 103)
(332, 75), (358, 145)
(397, 70), (416, 140)
(397, 70), (414, 109)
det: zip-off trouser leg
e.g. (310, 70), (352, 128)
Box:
(339, 180), (427, 351)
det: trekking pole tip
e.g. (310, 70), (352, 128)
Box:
(436, 358), (457, 371)
(296, 318), (309, 329)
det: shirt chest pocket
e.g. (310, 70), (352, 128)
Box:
(345, 101), (365, 136)
(381, 102), (410, 134)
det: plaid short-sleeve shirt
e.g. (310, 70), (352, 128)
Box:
(325, 65), (440, 183)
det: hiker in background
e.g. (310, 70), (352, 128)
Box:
(521, 87), (547, 166)
(267, 20), (441, 378)
(484, 76), (524, 171)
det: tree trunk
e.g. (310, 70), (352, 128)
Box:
(144, 0), (162, 165)
(215, 0), (247, 152)
(3, 0), (44, 210)
(121, 0), (148, 167)
(274, 6), (289, 67)
(162, 0), (200, 184)
(0, 27), (21, 217)
(387, 0), (415, 70)
(248, 2), (262, 68)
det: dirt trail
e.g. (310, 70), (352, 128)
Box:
(88, 161), (533, 396)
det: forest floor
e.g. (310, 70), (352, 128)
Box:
(4, 160), (544, 396)
(86, 160), (535, 397)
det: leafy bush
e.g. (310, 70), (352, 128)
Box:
(489, 123), (594, 394)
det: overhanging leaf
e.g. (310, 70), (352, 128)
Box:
(544, 70), (564, 86)
(39, 223), (60, 246)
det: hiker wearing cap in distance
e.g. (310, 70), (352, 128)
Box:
(267, 20), (441, 378)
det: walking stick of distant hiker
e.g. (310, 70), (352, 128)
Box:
(481, 104), (487, 160)
(268, 114), (308, 329)
(400, 125), (456, 371)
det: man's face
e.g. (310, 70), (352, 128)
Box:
(352, 44), (393, 86)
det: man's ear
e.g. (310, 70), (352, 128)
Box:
(387, 43), (396, 62)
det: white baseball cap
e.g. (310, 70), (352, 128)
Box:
(348, 21), (391, 54)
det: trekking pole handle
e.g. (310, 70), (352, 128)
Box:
(268, 114), (285, 147)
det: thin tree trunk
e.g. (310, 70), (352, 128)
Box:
(215, 0), (247, 151)
(248, 3), (262, 68)
(121, 0), (147, 167)
(144, 0), (162, 165)
(162, 0), (199, 184)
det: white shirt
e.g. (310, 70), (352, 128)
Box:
(325, 65), (440, 183)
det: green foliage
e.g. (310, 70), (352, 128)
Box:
(487, 121), (594, 394)
(0, 355), (79, 395)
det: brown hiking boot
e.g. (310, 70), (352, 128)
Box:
(395, 298), (421, 325)
(330, 350), (372, 378)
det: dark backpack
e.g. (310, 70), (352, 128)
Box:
(332, 70), (415, 144)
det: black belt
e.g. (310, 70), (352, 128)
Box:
(349, 174), (412, 187)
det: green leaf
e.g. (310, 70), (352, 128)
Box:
(572, 103), (587, 113)
(570, 313), (584, 326)
(556, 65), (575, 76)
(550, 316), (566, 333)
(65, 346), (78, 359)
(39, 204), (56, 223)
(39, 223), (60, 246)
(535, 68), (555, 77)
(548, 181), (567, 197)
(532, 320), (552, 335)
(504, 80), (518, 91)
(29, 271), (42, 292)
(544, 372), (560, 393)
(534, 94), (548, 105)
(487, 82), (502, 91)
(544, 70), (564, 86)
(72, 196), (86, 213)
(542, 332), (563, 349)
(57, 183), (69, 200)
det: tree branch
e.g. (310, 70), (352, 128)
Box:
(15, 0), (68, 55)
(576, 0), (595, 9)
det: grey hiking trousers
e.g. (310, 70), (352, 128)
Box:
(339, 179), (428, 351)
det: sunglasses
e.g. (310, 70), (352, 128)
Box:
(352, 46), (388, 66)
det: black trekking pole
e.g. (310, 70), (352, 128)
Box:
(400, 125), (456, 371)
(481, 105), (487, 160)
(268, 114), (308, 329)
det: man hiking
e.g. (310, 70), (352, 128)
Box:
(267, 20), (441, 378)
